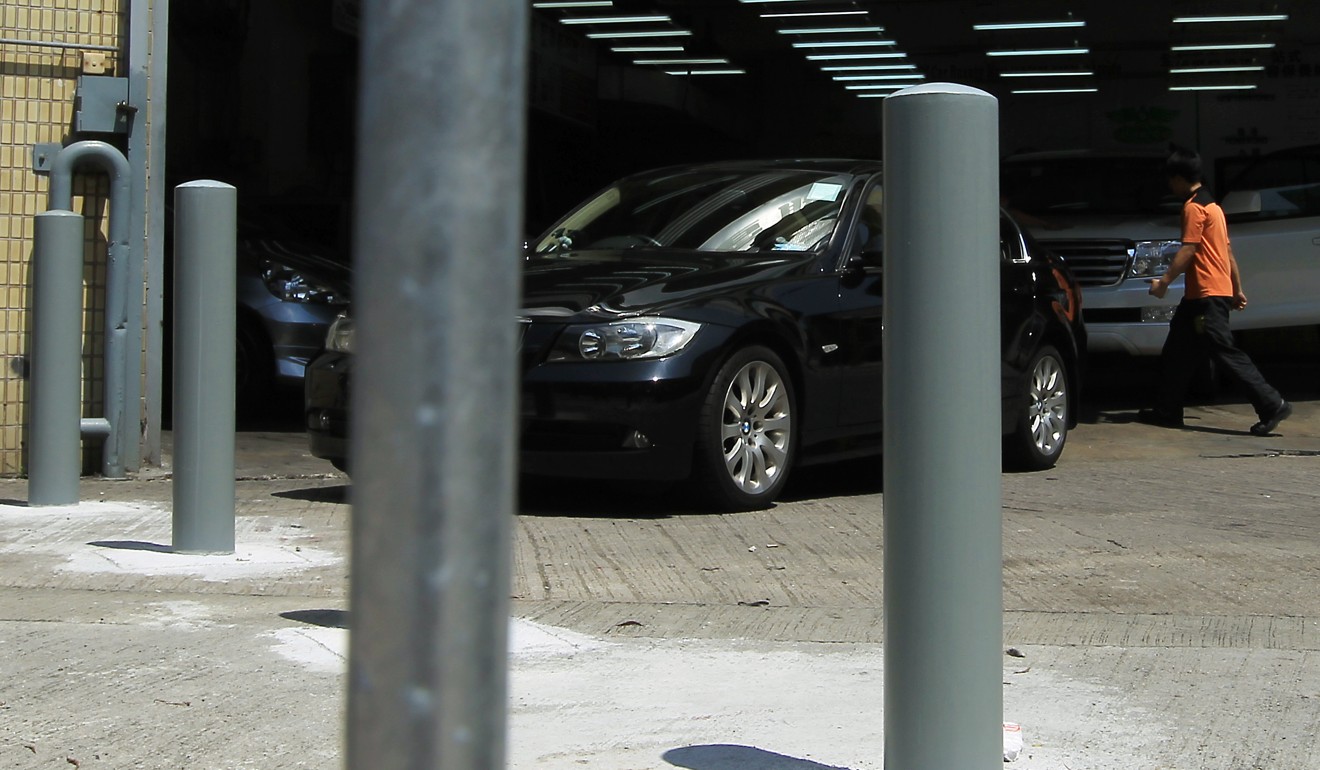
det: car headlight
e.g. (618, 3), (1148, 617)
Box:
(548, 317), (701, 362)
(260, 258), (348, 305)
(1127, 240), (1182, 278)
(324, 311), (354, 353)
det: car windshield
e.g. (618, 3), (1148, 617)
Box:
(534, 168), (854, 255)
(1002, 156), (1181, 217)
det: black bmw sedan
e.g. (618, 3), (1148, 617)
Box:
(306, 159), (1085, 510)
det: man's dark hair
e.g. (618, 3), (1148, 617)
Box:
(1164, 144), (1202, 183)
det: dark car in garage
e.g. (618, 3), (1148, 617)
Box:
(306, 159), (1086, 509)
(165, 210), (351, 416)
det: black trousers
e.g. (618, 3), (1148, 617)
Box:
(1156, 296), (1281, 420)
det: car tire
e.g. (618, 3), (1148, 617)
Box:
(693, 346), (797, 510)
(1006, 344), (1069, 471)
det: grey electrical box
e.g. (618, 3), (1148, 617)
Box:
(75, 76), (131, 134)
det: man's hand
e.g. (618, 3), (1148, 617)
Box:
(1149, 276), (1169, 299)
(1233, 290), (1248, 310)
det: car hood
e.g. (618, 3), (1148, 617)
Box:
(238, 237), (353, 294)
(1022, 212), (1181, 242)
(521, 250), (812, 320)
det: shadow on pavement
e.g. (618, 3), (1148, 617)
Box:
(88, 540), (172, 553)
(663, 744), (851, 770)
(272, 485), (350, 504)
(281, 609), (349, 629)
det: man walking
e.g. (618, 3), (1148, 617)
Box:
(1140, 145), (1291, 436)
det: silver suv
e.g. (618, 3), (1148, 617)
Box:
(1002, 147), (1320, 355)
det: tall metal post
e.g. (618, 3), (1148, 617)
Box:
(171, 181), (236, 555)
(348, 0), (527, 768)
(28, 211), (86, 506)
(882, 83), (1003, 768)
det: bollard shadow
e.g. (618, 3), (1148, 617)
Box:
(663, 744), (853, 770)
(280, 608), (349, 629)
(272, 485), (350, 504)
(88, 540), (172, 553)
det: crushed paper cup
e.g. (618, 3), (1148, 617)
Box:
(1003, 722), (1024, 762)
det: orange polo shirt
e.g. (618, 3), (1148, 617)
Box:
(1181, 186), (1234, 299)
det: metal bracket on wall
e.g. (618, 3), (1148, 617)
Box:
(31, 143), (63, 174)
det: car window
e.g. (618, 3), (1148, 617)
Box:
(1226, 151), (1320, 220)
(533, 168), (854, 255)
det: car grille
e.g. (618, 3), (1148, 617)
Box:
(1041, 239), (1132, 287)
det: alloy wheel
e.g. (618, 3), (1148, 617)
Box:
(1028, 352), (1068, 458)
(719, 360), (793, 495)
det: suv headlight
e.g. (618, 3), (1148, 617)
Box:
(324, 311), (354, 353)
(548, 317), (701, 362)
(1127, 240), (1182, 278)
(260, 258), (348, 305)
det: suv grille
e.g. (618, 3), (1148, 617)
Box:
(1042, 239), (1132, 287)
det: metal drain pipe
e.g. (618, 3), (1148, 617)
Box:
(47, 140), (133, 479)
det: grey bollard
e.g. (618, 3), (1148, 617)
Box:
(29, 211), (86, 506)
(882, 83), (1003, 769)
(348, 0), (526, 767)
(171, 181), (237, 554)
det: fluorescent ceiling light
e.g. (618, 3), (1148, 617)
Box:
(999, 71), (1094, 77)
(533, 0), (612, 7)
(586, 29), (693, 39)
(761, 11), (868, 18)
(820, 63), (917, 71)
(611, 45), (684, 52)
(832, 74), (924, 81)
(973, 21), (1085, 31)
(634, 58), (729, 65)
(805, 52), (907, 61)
(1172, 42), (1275, 51)
(777, 26), (884, 34)
(1170, 84), (1257, 91)
(561, 14), (670, 25)
(845, 84), (909, 91)
(987, 48), (1089, 57)
(1172, 14), (1288, 23)
(792, 40), (897, 49)
(1170, 65), (1265, 74)
(1011, 87), (1099, 94)
(664, 69), (746, 75)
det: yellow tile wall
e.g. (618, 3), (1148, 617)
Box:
(1, 0), (125, 476)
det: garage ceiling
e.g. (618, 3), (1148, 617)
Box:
(531, 0), (1312, 100)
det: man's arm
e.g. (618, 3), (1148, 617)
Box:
(1227, 242), (1247, 309)
(1148, 242), (1197, 299)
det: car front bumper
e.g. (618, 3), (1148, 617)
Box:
(305, 346), (716, 481)
(1080, 278), (1181, 355)
(305, 351), (351, 465)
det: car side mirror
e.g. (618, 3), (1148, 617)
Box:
(1221, 190), (1262, 216)
(841, 254), (867, 288)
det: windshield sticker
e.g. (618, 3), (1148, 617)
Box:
(806, 182), (843, 202)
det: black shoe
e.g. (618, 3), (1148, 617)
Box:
(1137, 408), (1184, 429)
(1250, 400), (1292, 436)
